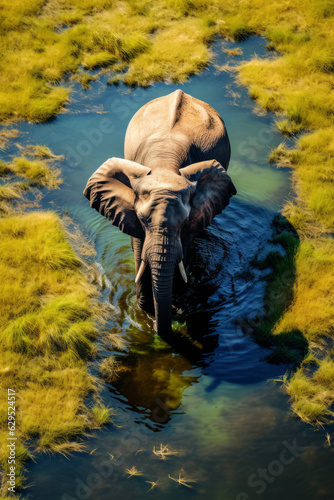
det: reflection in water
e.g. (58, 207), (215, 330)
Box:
(106, 352), (198, 427)
(19, 37), (334, 500)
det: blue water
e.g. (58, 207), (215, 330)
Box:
(7, 37), (334, 500)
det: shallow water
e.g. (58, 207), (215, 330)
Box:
(10, 37), (334, 499)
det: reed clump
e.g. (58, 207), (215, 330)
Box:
(0, 150), (62, 214)
(285, 358), (334, 425)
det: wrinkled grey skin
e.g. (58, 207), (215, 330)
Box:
(84, 90), (236, 339)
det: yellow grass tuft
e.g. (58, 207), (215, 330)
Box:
(17, 145), (64, 161)
(146, 479), (161, 492)
(168, 469), (198, 488)
(0, 128), (19, 150)
(153, 443), (181, 460)
(286, 361), (334, 425)
(91, 404), (113, 427)
(124, 466), (144, 478)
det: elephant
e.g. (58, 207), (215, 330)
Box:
(84, 89), (236, 339)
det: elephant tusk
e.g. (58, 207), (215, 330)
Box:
(178, 261), (188, 283)
(135, 260), (146, 283)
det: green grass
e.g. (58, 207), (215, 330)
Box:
(0, 182), (29, 202)
(18, 144), (64, 160)
(92, 404), (113, 426)
(9, 157), (61, 188)
(0, 0), (329, 123)
(275, 118), (302, 137)
(0, 0), (225, 118)
(228, 20), (254, 41)
(272, 237), (334, 341)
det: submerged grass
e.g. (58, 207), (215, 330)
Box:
(124, 466), (144, 478)
(168, 469), (197, 488)
(153, 443), (181, 460)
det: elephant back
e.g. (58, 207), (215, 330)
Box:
(124, 90), (231, 171)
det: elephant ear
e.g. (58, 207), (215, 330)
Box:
(83, 157), (150, 238)
(180, 159), (236, 233)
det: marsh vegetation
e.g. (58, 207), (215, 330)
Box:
(0, 151), (112, 493)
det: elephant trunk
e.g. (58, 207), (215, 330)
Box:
(146, 233), (180, 338)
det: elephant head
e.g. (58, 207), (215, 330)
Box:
(84, 157), (236, 338)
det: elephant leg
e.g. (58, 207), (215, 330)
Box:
(131, 236), (154, 315)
